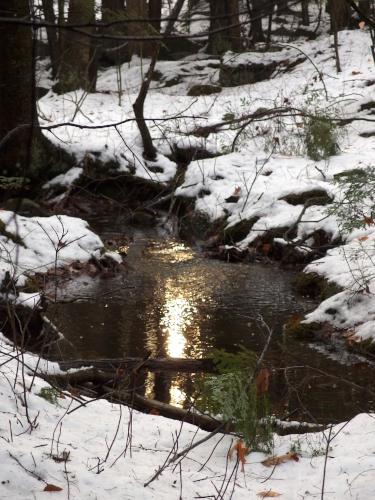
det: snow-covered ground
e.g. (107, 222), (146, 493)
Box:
(1, 337), (375, 500)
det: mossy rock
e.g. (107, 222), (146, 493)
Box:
(219, 61), (277, 87)
(293, 272), (341, 299)
(284, 318), (321, 339)
(333, 168), (366, 181)
(280, 189), (332, 206)
(3, 198), (49, 217)
(179, 210), (212, 241)
(350, 337), (375, 355)
(187, 84), (222, 96)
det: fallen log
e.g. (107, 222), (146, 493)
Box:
(104, 390), (325, 436)
(57, 357), (215, 373)
(108, 390), (227, 433)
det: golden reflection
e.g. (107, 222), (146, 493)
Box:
(147, 240), (194, 263)
(144, 371), (155, 399)
(161, 295), (195, 358)
(169, 382), (185, 407)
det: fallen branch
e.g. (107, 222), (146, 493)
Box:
(57, 356), (215, 373)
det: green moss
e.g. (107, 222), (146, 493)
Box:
(293, 272), (341, 300)
(38, 387), (59, 405)
(350, 337), (375, 356)
(187, 84), (222, 96)
(21, 278), (40, 294)
(284, 319), (320, 339)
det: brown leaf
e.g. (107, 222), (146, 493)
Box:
(149, 408), (160, 415)
(43, 484), (63, 492)
(262, 451), (299, 467)
(262, 243), (272, 256)
(358, 235), (369, 242)
(363, 216), (374, 227)
(257, 491), (282, 498)
(256, 368), (270, 395)
(229, 439), (248, 472)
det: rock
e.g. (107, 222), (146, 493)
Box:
(220, 60), (278, 87)
(3, 197), (49, 217)
(224, 217), (259, 244)
(293, 272), (341, 299)
(187, 84), (222, 96)
(280, 189), (332, 206)
(284, 318), (321, 339)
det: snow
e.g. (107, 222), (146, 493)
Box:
(0, 211), (104, 286)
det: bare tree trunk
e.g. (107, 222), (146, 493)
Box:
(126, 0), (147, 58)
(56, 0), (96, 93)
(0, 0), (39, 177)
(208, 0), (241, 54)
(301, 0), (309, 26)
(250, 0), (266, 43)
(41, 0), (60, 78)
(329, 0), (351, 31)
(133, 0), (186, 160)
(227, 0), (242, 51)
(101, 0), (128, 65)
(149, 0), (162, 32)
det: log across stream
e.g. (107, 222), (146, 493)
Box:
(47, 219), (375, 426)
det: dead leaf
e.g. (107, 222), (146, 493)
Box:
(257, 491), (282, 498)
(229, 439), (248, 472)
(256, 368), (270, 395)
(262, 243), (272, 256)
(352, 70), (362, 75)
(358, 235), (369, 242)
(363, 216), (374, 227)
(359, 21), (366, 30)
(43, 484), (63, 492)
(149, 408), (160, 415)
(262, 451), (299, 467)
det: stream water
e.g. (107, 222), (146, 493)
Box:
(49, 217), (375, 425)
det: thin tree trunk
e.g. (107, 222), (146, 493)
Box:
(133, 0), (186, 160)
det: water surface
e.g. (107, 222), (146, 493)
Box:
(48, 219), (375, 424)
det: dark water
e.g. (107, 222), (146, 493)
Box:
(48, 218), (375, 424)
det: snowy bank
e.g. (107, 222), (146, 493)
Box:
(1, 337), (375, 500)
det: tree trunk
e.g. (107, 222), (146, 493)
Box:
(250, 0), (266, 43)
(0, 0), (39, 178)
(132, 0), (186, 160)
(148, 0), (162, 33)
(329, 0), (351, 31)
(41, 0), (60, 78)
(301, 0), (309, 26)
(208, 0), (241, 54)
(126, 0), (147, 59)
(56, 0), (96, 93)
(101, 0), (127, 65)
